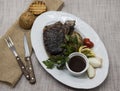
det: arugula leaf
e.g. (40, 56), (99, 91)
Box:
(65, 35), (70, 41)
(43, 60), (54, 69)
(57, 56), (69, 69)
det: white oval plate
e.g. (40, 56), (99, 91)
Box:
(31, 11), (109, 89)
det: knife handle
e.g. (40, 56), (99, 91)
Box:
(16, 56), (30, 80)
(25, 56), (36, 84)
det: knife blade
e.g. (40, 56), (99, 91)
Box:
(24, 33), (36, 84)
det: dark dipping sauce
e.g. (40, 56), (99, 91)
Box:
(68, 56), (86, 72)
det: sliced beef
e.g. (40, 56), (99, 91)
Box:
(64, 20), (75, 34)
(43, 20), (75, 55)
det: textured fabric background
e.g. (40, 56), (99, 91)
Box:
(0, 0), (120, 91)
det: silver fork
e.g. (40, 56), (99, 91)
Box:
(5, 36), (30, 80)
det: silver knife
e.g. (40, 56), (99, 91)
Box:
(24, 33), (36, 84)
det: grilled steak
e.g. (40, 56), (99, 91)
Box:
(43, 20), (75, 55)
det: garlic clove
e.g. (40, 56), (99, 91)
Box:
(88, 57), (102, 68)
(87, 64), (96, 79)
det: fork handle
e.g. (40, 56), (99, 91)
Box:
(16, 56), (30, 80)
(25, 56), (36, 84)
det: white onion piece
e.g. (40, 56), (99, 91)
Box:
(87, 64), (96, 79)
(88, 57), (102, 68)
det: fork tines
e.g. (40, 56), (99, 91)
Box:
(5, 36), (18, 56)
(8, 37), (14, 45)
(5, 36), (13, 48)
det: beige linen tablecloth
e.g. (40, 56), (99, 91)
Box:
(0, 0), (120, 91)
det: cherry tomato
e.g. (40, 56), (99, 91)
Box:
(83, 38), (90, 43)
(85, 41), (94, 48)
(83, 38), (94, 48)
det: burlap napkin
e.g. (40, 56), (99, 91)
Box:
(0, 0), (64, 87)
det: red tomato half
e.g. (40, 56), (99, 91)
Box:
(83, 38), (94, 48)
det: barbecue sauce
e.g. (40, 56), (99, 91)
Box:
(68, 56), (86, 72)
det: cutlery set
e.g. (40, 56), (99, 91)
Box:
(5, 34), (36, 84)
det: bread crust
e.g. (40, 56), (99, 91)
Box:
(29, 1), (47, 15)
